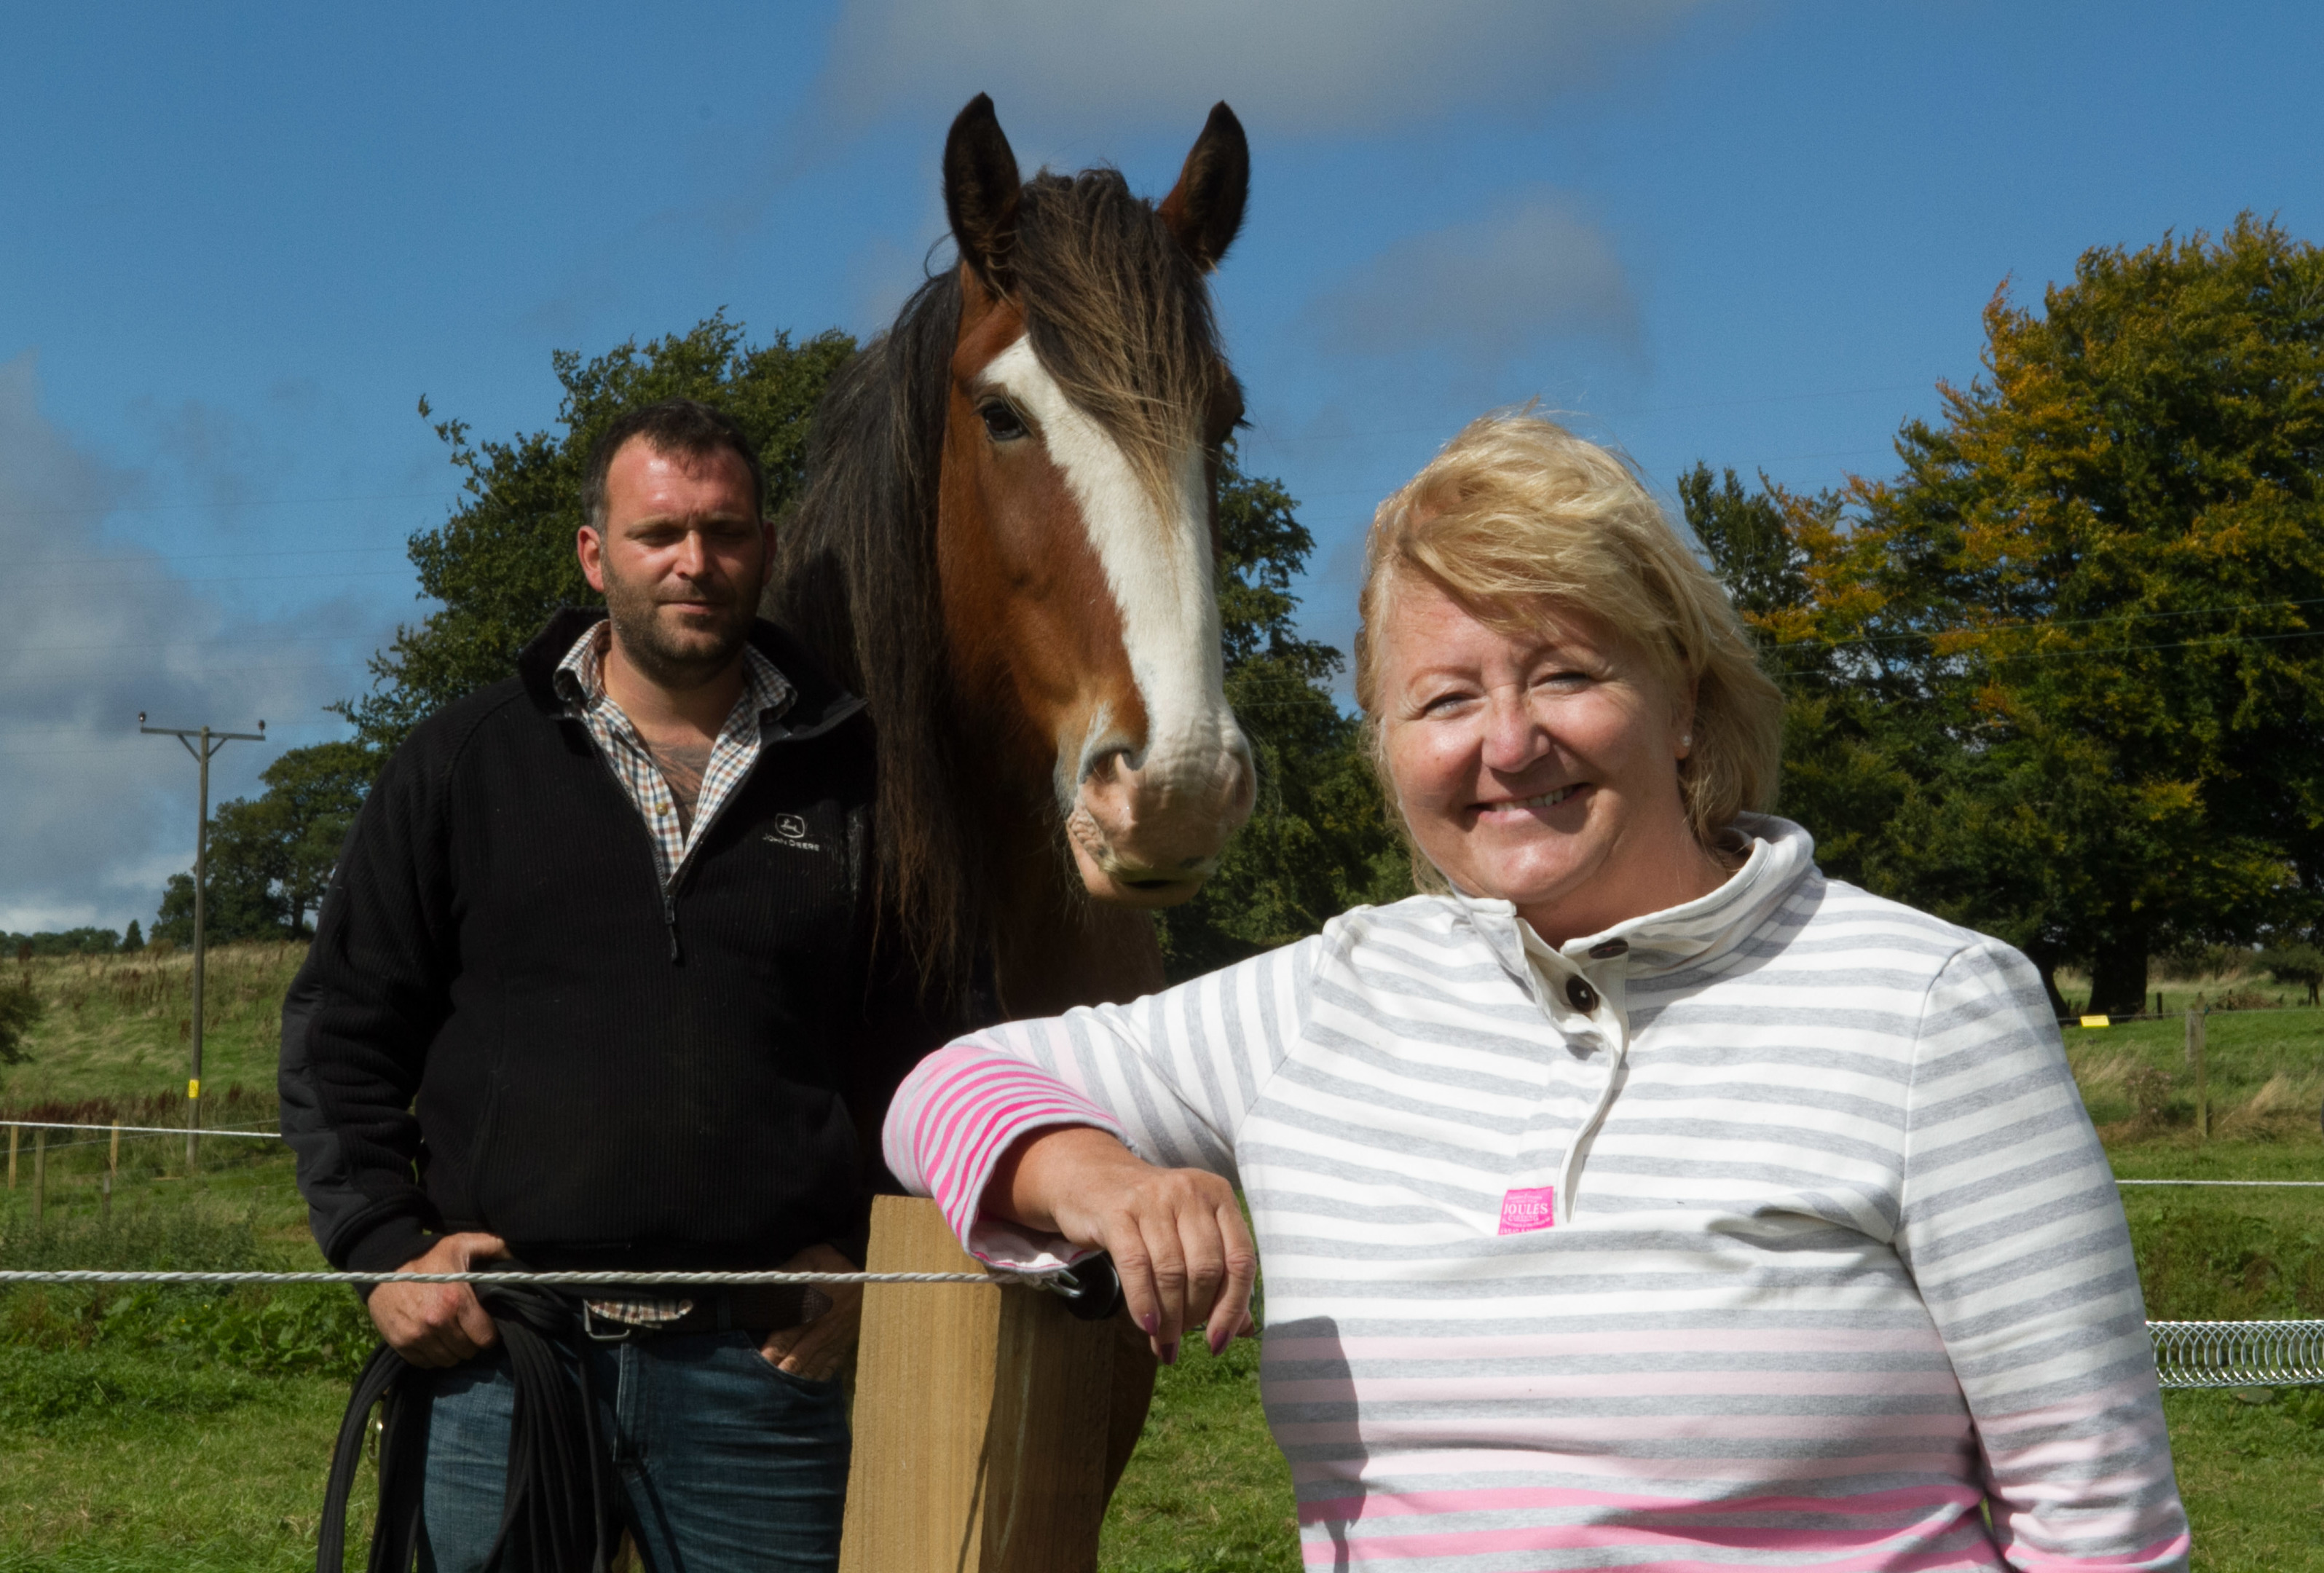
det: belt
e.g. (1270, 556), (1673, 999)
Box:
(580, 1283), (833, 1341)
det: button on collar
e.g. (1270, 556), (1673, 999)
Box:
(1588, 939), (1629, 959)
(1565, 976), (1599, 1013)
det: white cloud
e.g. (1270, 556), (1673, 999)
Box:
(0, 354), (365, 934)
(1308, 192), (1639, 366)
(819, 0), (1715, 133)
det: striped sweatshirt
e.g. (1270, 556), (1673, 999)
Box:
(884, 817), (2189, 1572)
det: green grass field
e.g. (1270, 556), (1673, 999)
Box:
(3, 947), (2320, 1570)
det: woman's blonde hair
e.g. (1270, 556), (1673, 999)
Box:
(1354, 411), (1784, 864)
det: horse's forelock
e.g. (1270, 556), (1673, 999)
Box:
(1012, 169), (1227, 510)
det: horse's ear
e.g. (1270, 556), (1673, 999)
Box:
(944, 93), (1022, 288)
(1158, 102), (1249, 272)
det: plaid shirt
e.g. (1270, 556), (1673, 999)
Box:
(552, 621), (796, 1326)
(551, 622), (795, 891)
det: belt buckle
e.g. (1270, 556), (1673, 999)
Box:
(582, 1301), (642, 1343)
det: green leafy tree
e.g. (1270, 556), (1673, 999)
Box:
(2259, 942), (2324, 1006)
(152, 742), (378, 944)
(346, 315), (1405, 978)
(1689, 216), (2324, 1015)
(341, 313), (856, 750)
(1154, 448), (1411, 979)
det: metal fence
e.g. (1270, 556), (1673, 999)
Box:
(2151, 1319), (2324, 1389)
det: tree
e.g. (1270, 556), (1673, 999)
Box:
(341, 313), (856, 751)
(123, 920), (143, 950)
(151, 741), (378, 945)
(342, 316), (1408, 978)
(1689, 216), (2324, 1015)
(2259, 942), (2324, 1007)
(1152, 448), (1411, 979)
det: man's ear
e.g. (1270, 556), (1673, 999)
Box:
(578, 525), (608, 594)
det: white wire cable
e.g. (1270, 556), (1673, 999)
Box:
(0, 1269), (1037, 1288)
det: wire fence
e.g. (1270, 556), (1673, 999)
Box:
(2151, 1320), (2324, 1389)
(8, 1120), (2324, 1385)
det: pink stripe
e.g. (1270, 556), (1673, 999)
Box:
(1286, 1450), (1975, 1489)
(1269, 1414), (1976, 1446)
(1999, 1531), (2191, 1571)
(1298, 1515), (1998, 1570)
(1296, 1483), (1984, 1523)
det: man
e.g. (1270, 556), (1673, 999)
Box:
(281, 398), (902, 1572)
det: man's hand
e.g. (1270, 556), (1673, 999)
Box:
(365, 1232), (510, 1368)
(990, 1126), (1257, 1366)
(757, 1242), (864, 1381)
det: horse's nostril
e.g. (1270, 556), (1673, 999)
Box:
(1120, 876), (1181, 891)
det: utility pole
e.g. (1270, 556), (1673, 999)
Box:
(140, 713), (264, 1170)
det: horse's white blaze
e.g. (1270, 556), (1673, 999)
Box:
(979, 336), (1245, 833)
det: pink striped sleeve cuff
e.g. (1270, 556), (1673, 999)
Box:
(882, 1038), (1128, 1272)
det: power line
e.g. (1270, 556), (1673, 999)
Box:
(1, 489), (455, 524)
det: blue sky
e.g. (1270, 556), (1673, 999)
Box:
(4, 0), (2318, 931)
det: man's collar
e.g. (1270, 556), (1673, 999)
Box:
(551, 619), (795, 725)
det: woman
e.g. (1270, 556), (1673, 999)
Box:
(883, 415), (2188, 1571)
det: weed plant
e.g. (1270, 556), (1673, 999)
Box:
(0, 1207), (374, 1393)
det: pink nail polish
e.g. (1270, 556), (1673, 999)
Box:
(1208, 1328), (1227, 1357)
(1139, 1312), (1159, 1335)
(1160, 1340), (1179, 1366)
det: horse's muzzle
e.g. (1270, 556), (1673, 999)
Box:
(1066, 738), (1255, 907)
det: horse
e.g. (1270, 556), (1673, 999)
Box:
(764, 92), (1256, 1494)
(768, 93), (1256, 1021)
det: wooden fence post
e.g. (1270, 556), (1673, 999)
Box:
(839, 1194), (1116, 1573)
(6, 1124), (15, 1191)
(2186, 1008), (2207, 1140)
(31, 1128), (44, 1224)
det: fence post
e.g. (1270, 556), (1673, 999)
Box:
(101, 1170), (111, 1224)
(6, 1124), (15, 1191)
(31, 1128), (45, 1224)
(2186, 1008), (2207, 1140)
(109, 1123), (120, 1187)
(839, 1194), (1116, 1573)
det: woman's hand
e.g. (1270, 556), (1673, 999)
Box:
(989, 1126), (1257, 1363)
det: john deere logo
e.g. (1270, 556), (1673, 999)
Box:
(765, 814), (821, 851)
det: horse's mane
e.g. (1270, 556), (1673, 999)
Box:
(770, 166), (1226, 995)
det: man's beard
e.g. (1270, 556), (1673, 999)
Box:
(601, 567), (757, 690)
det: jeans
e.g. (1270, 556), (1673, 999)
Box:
(416, 1329), (851, 1573)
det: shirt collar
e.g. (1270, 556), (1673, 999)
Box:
(1445, 814), (1817, 984)
(552, 620), (797, 727)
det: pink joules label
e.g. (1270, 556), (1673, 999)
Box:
(1498, 1187), (1556, 1234)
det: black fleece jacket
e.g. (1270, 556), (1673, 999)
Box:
(279, 608), (913, 1275)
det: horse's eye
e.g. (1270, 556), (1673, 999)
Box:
(979, 401), (1028, 442)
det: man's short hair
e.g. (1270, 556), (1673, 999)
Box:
(581, 398), (767, 534)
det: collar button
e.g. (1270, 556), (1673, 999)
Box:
(1565, 977), (1599, 1012)
(1588, 939), (1629, 959)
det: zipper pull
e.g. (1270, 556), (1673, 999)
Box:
(663, 892), (681, 963)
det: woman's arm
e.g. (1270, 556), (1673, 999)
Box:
(1899, 940), (2189, 1572)
(883, 935), (1321, 1357)
(988, 1124), (1256, 1361)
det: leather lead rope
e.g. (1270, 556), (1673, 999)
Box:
(318, 1287), (624, 1573)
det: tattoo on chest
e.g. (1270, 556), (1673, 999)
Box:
(650, 741), (712, 834)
